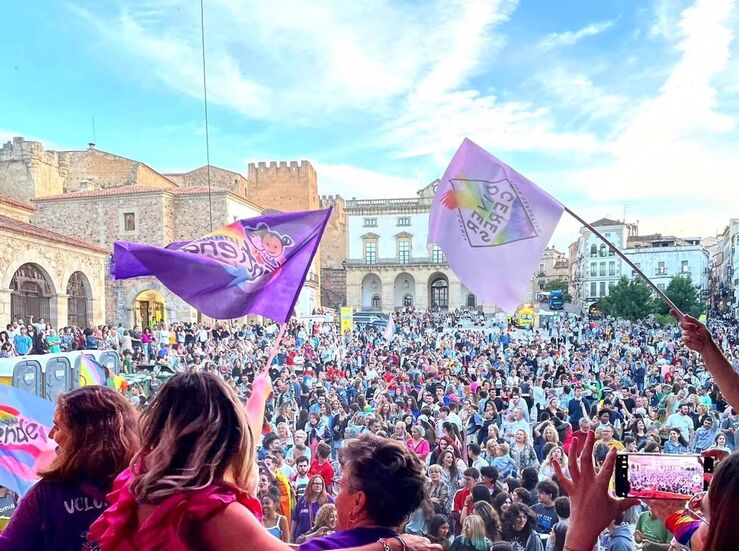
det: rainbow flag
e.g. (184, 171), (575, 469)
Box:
(106, 374), (128, 392)
(78, 355), (105, 387)
(0, 385), (57, 495)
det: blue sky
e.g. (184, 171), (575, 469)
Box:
(2, 0), (738, 248)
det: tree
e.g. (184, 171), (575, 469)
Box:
(542, 278), (572, 302)
(599, 276), (656, 321)
(656, 275), (705, 318)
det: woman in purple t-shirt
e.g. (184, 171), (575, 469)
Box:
(0, 386), (139, 551)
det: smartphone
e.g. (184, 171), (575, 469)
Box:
(615, 453), (714, 500)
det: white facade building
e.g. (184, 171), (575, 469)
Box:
(624, 245), (709, 293)
(574, 218), (632, 307)
(344, 182), (493, 312)
(573, 218), (709, 310)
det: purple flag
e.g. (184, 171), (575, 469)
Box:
(112, 209), (331, 322)
(428, 139), (564, 312)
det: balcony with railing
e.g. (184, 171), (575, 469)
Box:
(345, 256), (446, 268)
(346, 197), (423, 209)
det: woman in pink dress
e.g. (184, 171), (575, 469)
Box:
(88, 371), (439, 551)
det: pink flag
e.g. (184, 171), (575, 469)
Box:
(428, 139), (564, 312)
(383, 316), (396, 341)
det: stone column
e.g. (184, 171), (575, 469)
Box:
(415, 277), (428, 309)
(381, 271), (394, 312)
(449, 281), (462, 310)
(0, 289), (11, 323)
(345, 271), (362, 310)
(90, 296), (105, 327)
(55, 294), (68, 329)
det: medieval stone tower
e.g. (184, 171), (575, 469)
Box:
(318, 194), (347, 309)
(246, 161), (319, 213)
(0, 138), (66, 201)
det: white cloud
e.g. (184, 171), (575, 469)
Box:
(68, 0), (613, 165)
(69, 0), (517, 121)
(539, 20), (615, 51)
(378, 90), (605, 161)
(567, 0), (737, 202)
(539, 68), (629, 122)
(650, 0), (684, 40)
(313, 163), (419, 199)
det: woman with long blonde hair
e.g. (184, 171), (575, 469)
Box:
(510, 430), (539, 473)
(87, 370), (266, 549)
(538, 446), (569, 481)
(295, 503), (338, 544)
(87, 371), (438, 551)
(450, 515), (491, 551)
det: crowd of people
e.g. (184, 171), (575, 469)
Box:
(626, 461), (703, 498)
(1, 306), (739, 550)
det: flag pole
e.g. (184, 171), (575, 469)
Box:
(263, 323), (288, 373)
(564, 206), (685, 319)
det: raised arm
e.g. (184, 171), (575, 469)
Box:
(246, 371), (273, 446)
(679, 314), (739, 412)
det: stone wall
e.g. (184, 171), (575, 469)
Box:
(318, 194), (347, 307)
(32, 192), (172, 249)
(247, 161), (319, 212)
(59, 148), (175, 192)
(136, 163), (178, 190)
(173, 191), (230, 241)
(165, 166), (248, 198)
(321, 267), (346, 310)
(318, 194), (347, 269)
(0, 138), (65, 201)
(0, 228), (107, 327)
(162, 192), (177, 245)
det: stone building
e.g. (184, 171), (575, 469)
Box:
(0, 137), (175, 201)
(246, 161), (320, 213)
(33, 185), (266, 326)
(0, 137), (327, 327)
(318, 195), (347, 310)
(0, 195), (108, 329)
(704, 221), (739, 316)
(344, 182), (494, 312)
(532, 247), (569, 298)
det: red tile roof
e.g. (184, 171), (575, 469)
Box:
(34, 186), (168, 201)
(0, 214), (108, 253)
(32, 184), (262, 212)
(0, 195), (36, 211)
